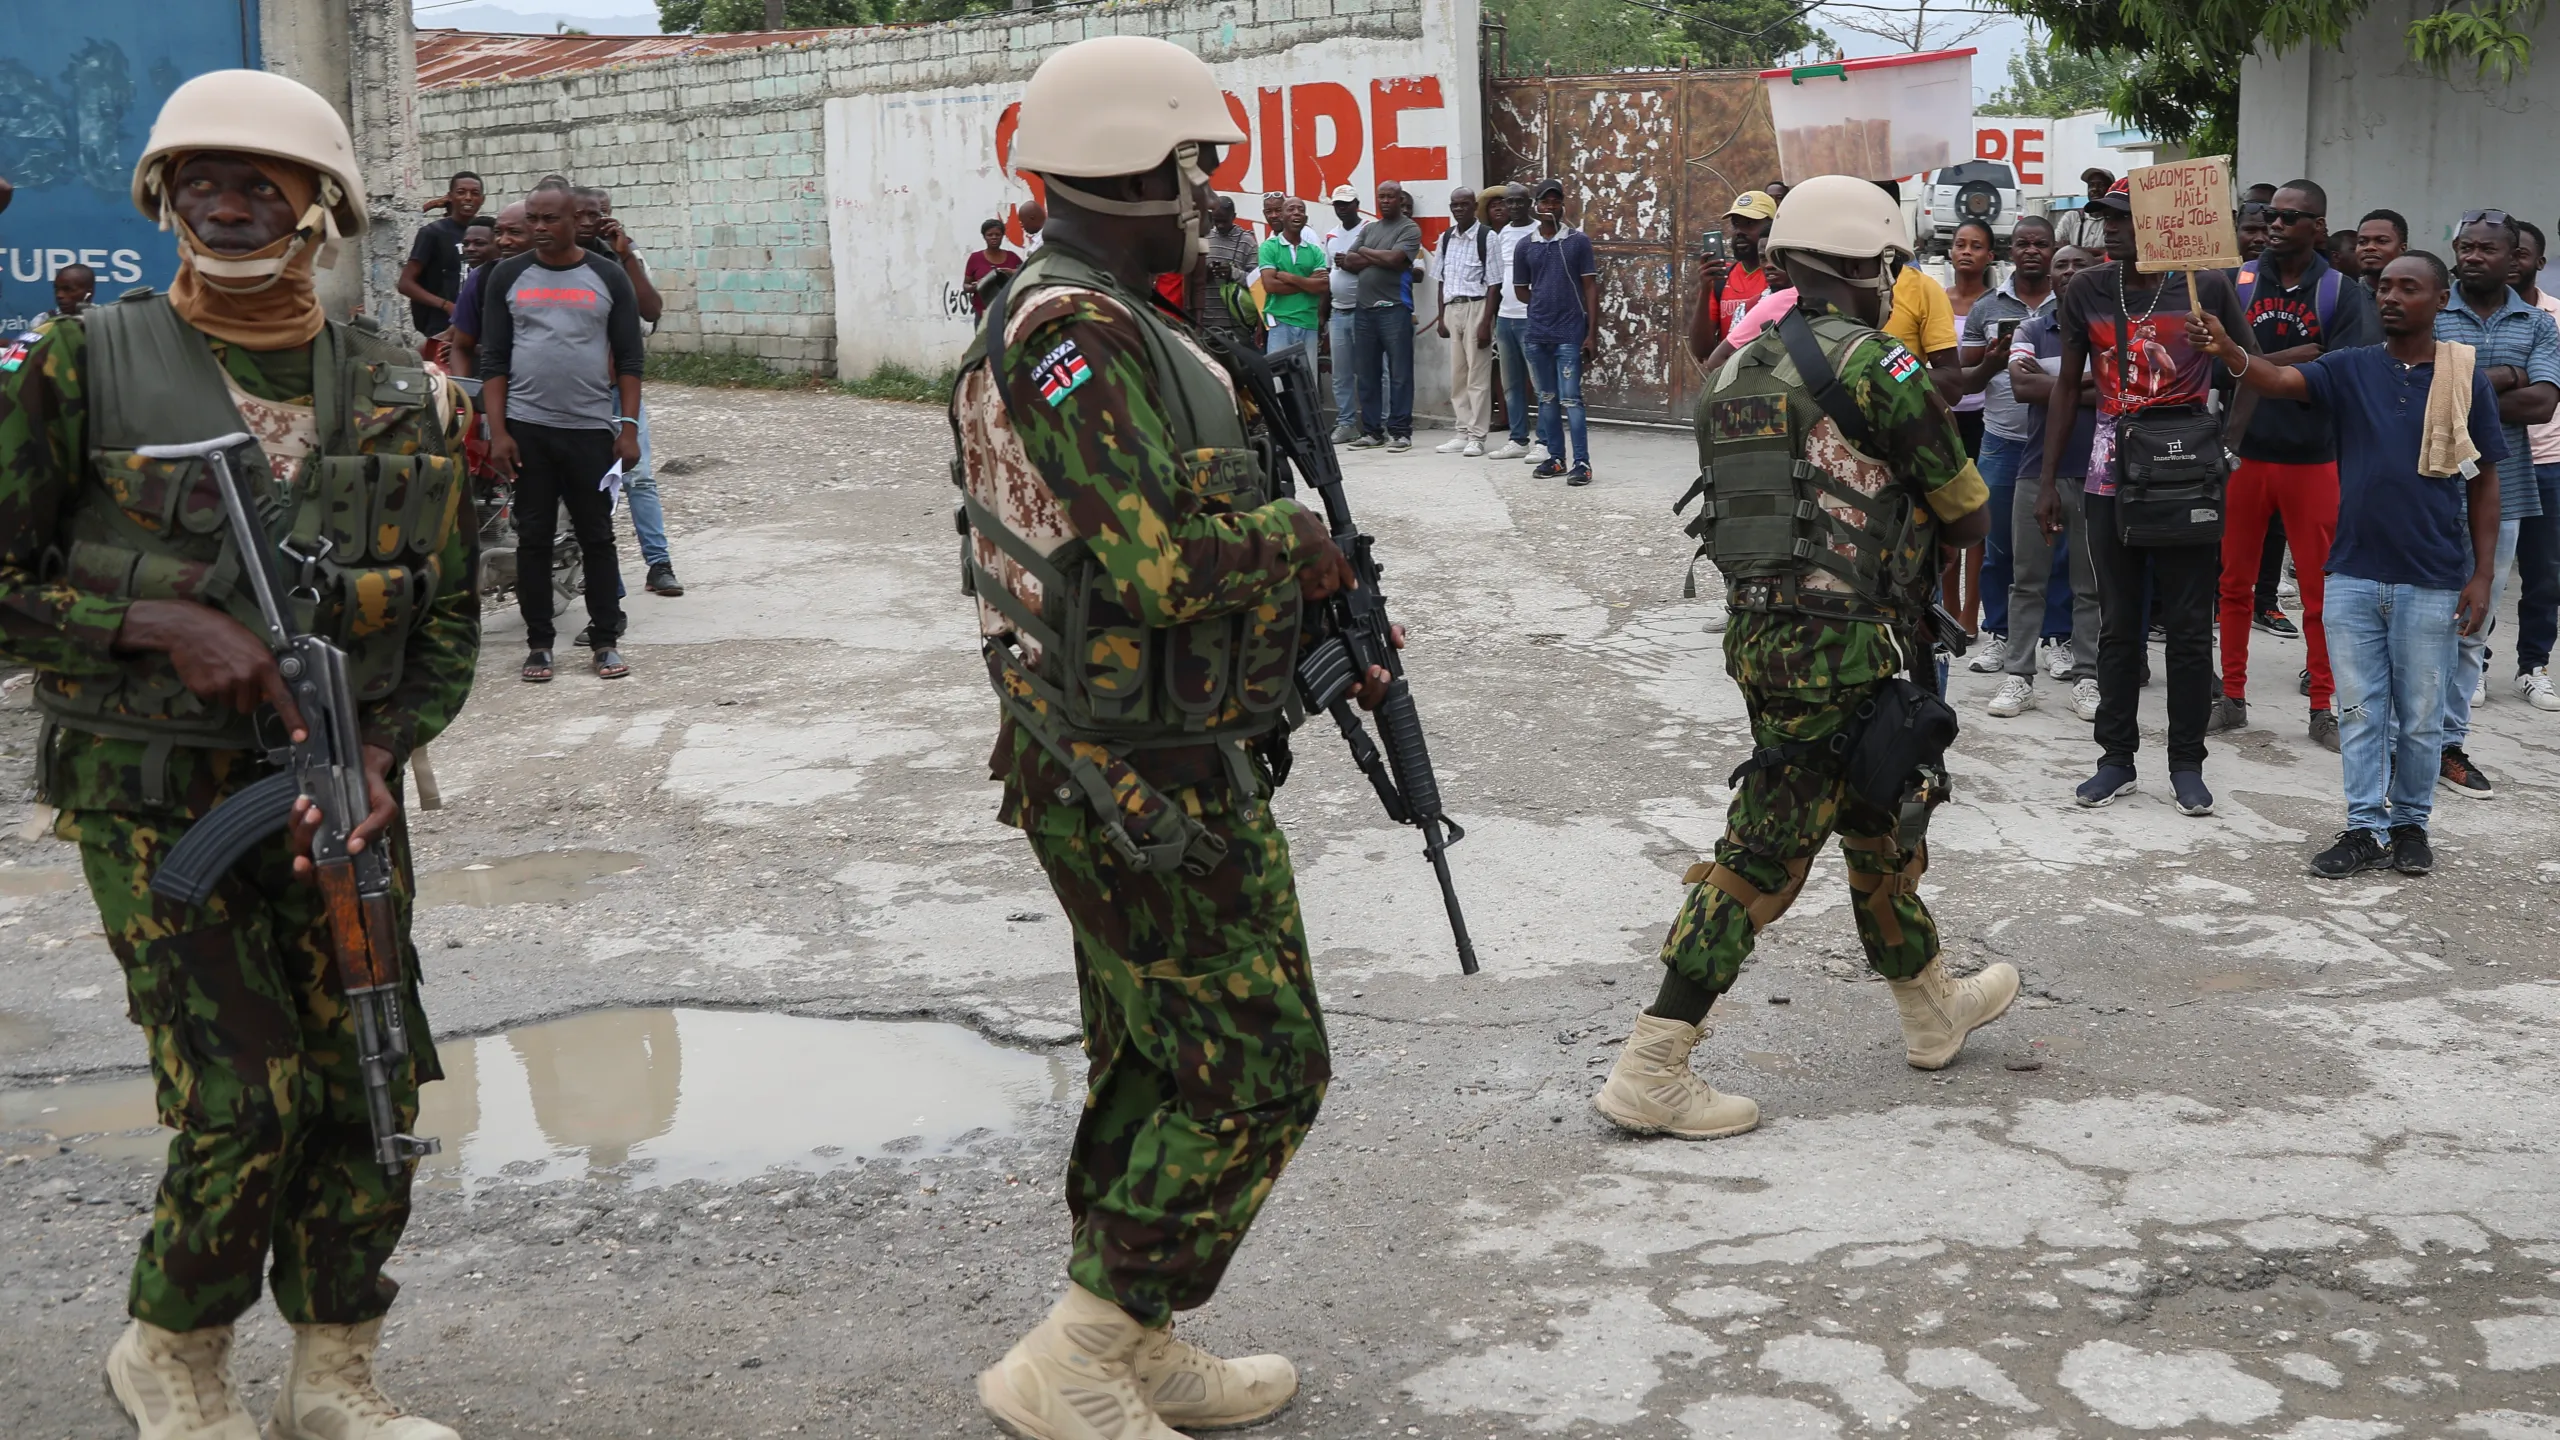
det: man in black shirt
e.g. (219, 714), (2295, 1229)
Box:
(399, 170), (484, 359)
(2213, 179), (2378, 753)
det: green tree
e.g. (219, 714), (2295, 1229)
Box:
(1979, 35), (2122, 116)
(1493, 0), (1826, 76)
(1996, 0), (2551, 152)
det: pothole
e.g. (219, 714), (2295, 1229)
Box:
(2, 1008), (1076, 1186)
(417, 850), (647, 907)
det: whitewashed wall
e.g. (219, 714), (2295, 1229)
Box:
(825, 0), (1481, 410)
(2240, 2), (2557, 252)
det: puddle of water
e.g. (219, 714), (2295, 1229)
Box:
(0, 1010), (59, 1060)
(0, 865), (77, 898)
(417, 850), (646, 908)
(1, 1008), (1078, 1186)
(2195, 971), (2282, 994)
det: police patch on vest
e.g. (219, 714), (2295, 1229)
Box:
(1035, 340), (1092, 407)
(1881, 343), (1922, 385)
(1709, 394), (1790, 441)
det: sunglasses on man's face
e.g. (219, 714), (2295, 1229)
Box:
(2267, 208), (2323, 226)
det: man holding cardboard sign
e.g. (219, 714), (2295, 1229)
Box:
(2038, 169), (2253, 819)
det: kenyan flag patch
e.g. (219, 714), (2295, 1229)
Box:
(1881, 342), (1921, 385)
(1035, 340), (1091, 407)
(0, 332), (34, 374)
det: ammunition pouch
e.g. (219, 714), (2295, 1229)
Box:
(1725, 677), (1957, 850)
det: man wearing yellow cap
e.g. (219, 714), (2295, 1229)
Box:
(0, 71), (475, 1440)
(1687, 189), (1781, 361)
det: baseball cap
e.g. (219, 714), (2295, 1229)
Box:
(2091, 177), (2133, 214)
(1725, 190), (1778, 221)
(1535, 177), (1564, 200)
(1328, 184), (1359, 203)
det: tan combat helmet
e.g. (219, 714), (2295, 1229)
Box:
(1764, 173), (1911, 293)
(1010, 36), (1243, 180)
(131, 69), (366, 277)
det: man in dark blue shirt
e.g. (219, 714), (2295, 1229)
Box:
(1509, 178), (1599, 485)
(2194, 252), (2504, 880)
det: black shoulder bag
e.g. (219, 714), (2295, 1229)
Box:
(2109, 269), (2229, 548)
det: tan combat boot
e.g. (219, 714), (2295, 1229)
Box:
(1131, 1324), (1296, 1430)
(1592, 1012), (1760, 1139)
(1887, 959), (2021, 1070)
(104, 1319), (262, 1440)
(978, 1285), (1185, 1440)
(268, 1317), (459, 1440)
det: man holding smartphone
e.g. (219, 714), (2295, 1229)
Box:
(1686, 190), (1779, 361)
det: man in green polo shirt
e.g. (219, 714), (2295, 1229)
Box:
(1257, 196), (1326, 355)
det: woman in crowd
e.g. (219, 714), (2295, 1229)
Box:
(964, 217), (1022, 316)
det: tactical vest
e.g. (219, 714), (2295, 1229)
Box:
(1680, 310), (1936, 625)
(949, 243), (1301, 869)
(35, 293), (462, 752)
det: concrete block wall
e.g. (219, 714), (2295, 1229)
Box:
(419, 0), (1435, 375)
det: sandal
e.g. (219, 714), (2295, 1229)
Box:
(522, 649), (554, 683)
(592, 647), (630, 680)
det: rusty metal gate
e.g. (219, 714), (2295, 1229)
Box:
(1488, 70), (1781, 425)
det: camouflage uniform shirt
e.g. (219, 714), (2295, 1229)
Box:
(951, 273), (1322, 813)
(1719, 298), (1987, 692)
(0, 320), (479, 816)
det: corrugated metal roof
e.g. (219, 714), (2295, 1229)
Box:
(414, 26), (855, 88)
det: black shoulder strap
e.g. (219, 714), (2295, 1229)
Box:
(1775, 307), (1873, 451)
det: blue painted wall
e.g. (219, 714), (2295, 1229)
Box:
(0, 2), (261, 327)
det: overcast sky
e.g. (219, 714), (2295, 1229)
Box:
(411, 0), (2040, 106)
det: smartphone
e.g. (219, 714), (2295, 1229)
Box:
(1990, 318), (2021, 344)
(1701, 229), (1727, 262)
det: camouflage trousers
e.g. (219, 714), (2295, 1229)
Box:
(1659, 682), (1939, 995)
(64, 807), (437, 1333)
(1018, 786), (1330, 1328)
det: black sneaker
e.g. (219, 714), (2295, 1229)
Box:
(1532, 458), (1567, 479)
(646, 562), (684, 596)
(572, 615), (630, 648)
(2298, 666), (2311, 697)
(1348, 432), (1387, 450)
(2307, 708), (2340, 753)
(2206, 695), (2248, 733)
(2439, 745), (2494, 798)
(2169, 768), (2214, 816)
(1566, 462), (1593, 486)
(2388, 824), (2434, 876)
(2253, 606), (2300, 638)
(2309, 828), (2392, 878)
(2075, 764), (2137, 808)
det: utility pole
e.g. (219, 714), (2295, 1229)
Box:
(766, 0), (788, 28)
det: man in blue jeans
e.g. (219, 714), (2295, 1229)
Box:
(2507, 222), (2560, 709)
(1959, 216), (2065, 685)
(1338, 180), (1422, 451)
(1510, 178), (1598, 484)
(2429, 210), (2560, 796)
(1484, 181), (1541, 460)
(1320, 185), (1366, 441)
(2196, 252), (2503, 878)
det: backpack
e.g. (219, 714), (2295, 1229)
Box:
(2234, 261), (2344, 343)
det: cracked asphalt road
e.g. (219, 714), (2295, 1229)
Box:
(5, 383), (2559, 1438)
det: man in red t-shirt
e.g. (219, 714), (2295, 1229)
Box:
(1684, 190), (1779, 361)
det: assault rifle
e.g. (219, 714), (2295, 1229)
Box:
(1203, 334), (1480, 976)
(142, 433), (441, 1177)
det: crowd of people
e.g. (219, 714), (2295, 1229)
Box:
(1688, 170), (2552, 878)
(961, 172), (1635, 484)
(400, 170), (685, 688)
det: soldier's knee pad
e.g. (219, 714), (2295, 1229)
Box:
(1683, 842), (1812, 932)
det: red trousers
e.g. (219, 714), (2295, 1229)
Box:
(2219, 458), (2337, 707)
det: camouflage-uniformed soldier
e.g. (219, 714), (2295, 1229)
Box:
(1594, 176), (2016, 1140)
(948, 35), (1378, 1440)
(0, 73), (475, 1440)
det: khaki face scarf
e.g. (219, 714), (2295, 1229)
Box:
(163, 155), (333, 350)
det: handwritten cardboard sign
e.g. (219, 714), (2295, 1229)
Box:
(2130, 156), (2240, 273)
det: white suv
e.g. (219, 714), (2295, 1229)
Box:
(1921, 160), (2020, 255)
